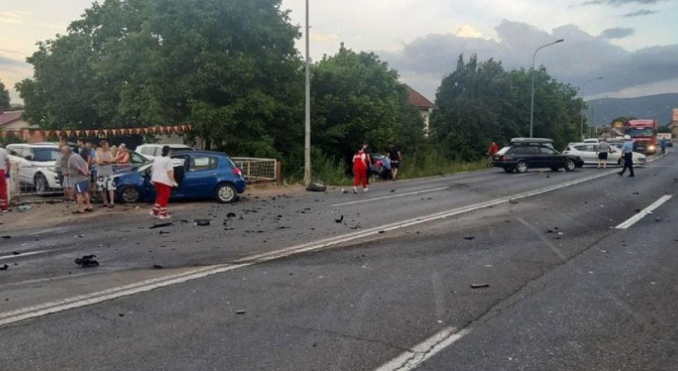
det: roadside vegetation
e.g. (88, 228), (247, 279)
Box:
(10, 0), (586, 185)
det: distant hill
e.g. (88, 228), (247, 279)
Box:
(588, 93), (678, 127)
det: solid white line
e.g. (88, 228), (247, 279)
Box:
(0, 168), (618, 327)
(331, 187), (449, 207)
(615, 195), (672, 229)
(373, 327), (471, 371)
(0, 250), (50, 261)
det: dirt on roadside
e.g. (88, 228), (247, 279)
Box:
(1, 183), (313, 232)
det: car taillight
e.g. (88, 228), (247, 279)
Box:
(501, 156), (507, 161)
(232, 168), (242, 176)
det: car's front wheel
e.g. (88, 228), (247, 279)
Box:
(215, 183), (237, 203)
(35, 173), (49, 194)
(119, 186), (142, 204)
(516, 161), (528, 173)
(564, 159), (576, 172)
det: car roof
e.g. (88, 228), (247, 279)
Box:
(173, 150), (231, 157)
(138, 144), (192, 148)
(510, 138), (554, 145)
(8, 143), (59, 147)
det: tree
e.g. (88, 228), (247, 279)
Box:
(431, 54), (582, 160)
(311, 44), (423, 162)
(0, 79), (10, 110)
(17, 0), (303, 160)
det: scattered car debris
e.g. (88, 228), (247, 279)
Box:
(227, 212), (237, 219)
(236, 310), (247, 315)
(464, 236), (476, 240)
(118, 313), (125, 317)
(471, 283), (490, 289)
(335, 215), (344, 223)
(150, 222), (174, 229)
(152, 264), (163, 269)
(391, 189), (396, 193)
(17, 205), (32, 212)
(12, 251), (20, 255)
(1, 235), (13, 239)
(378, 230), (385, 234)
(509, 199), (519, 204)
(0, 264), (8, 271)
(655, 217), (662, 222)
(75, 255), (99, 268)
(194, 219), (211, 226)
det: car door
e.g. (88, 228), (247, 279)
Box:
(575, 145), (597, 164)
(522, 146), (542, 167)
(539, 146), (562, 167)
(182, 155), (219, 198)
(11, 146), (34, 185)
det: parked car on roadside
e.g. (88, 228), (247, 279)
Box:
(114, 151), (245, 204)
(492, 138), (584, 173)
(563, 143), (647, 167)
(6, 143), (62, 194)
(135, 144), (195, 160)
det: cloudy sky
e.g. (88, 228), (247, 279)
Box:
(1, 0), (677, 104)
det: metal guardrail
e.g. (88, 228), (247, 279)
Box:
(231, 157), (280, 184)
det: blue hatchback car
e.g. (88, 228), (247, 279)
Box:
(114, 151), (246, 204)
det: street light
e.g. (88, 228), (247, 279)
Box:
(529, 39), (564, 138)
(580, 76), (603, 140)
(303, 0), (311, 186)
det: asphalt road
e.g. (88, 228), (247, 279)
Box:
(1, 155), (677, 370)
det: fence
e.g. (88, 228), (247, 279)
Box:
(7, 163), (63, 204)
(231, 157), (280, 184)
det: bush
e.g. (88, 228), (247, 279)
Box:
(399, 149), (486, 179)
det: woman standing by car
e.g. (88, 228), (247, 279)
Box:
(150, 146), (177, 220)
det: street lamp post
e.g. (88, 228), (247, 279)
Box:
(580, 76), (603, 140)
(529, 39), (564, 138)
(303, 0), (311, 186)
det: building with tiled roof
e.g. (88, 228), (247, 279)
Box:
(405, 86), (436, 137)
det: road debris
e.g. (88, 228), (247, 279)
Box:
(335, 215), (344, 223)
(75, 255), (99, 268)
(0, 264), (8, 271)
(152, 264), (163, 269)
(194, 219), (211, 226)
(464, 236), (476, 240)
(471, 283), (490, 289)
(236, 310), (247, 315)
(227, 212), (237, 219)
(149, 222), (174, 229)
(509, 199), (519, 204)
(17, 205), (32, 212)
(307, 182), (327, 192)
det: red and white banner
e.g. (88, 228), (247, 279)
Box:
(0, 124), (193, 140)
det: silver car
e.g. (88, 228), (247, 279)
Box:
(563, 142), (646, 167)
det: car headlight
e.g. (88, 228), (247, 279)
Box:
(648, 145), (656, 151)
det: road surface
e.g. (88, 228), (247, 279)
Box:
(1, 156), (677, 370)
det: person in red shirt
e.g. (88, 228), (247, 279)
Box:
(487, 142), (499, 156)
(352, 147), (368, 194)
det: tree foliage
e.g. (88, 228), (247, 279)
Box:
(431, 55), (582, 160)
(311, 45), (424, 162)
(0, 80), (10, 110)
(16, 0), (303, 159)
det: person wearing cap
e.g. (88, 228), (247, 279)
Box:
(619, 135), (635, 177)
(596, 138), (611, 169)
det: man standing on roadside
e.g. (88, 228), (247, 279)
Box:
(388, 144), (402, 181)
(597, 138), (611, 169)
(619, 135), (635, 177)
(64, 146), (93, 214)
(362, 142), (372, 185)
(151, 146), (177, 219)
(0, 144), (10, 213)
(96, 140), (117, 208)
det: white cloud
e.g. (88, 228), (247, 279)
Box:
(456, 25), (483, 39)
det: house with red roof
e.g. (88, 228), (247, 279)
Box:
(406, 86), (436, 137)
(0, 110), (46, 143)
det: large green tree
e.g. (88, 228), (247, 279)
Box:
(311, 44), (424, 162)
(17, 0), (303, 159)
(0, 80), (10, 110)
(432, 54), (582, 159)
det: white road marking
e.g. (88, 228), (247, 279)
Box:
(0, 250), (50, 261)
(373, 327), (471, 371)
(331, 187), (449, 207)
(0, 168), (620, 327)
(615, 195), (672, 229)
(517, 217), (567, 260)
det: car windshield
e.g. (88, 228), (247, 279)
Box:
(627, 128), (654, 137)
(171, 147), (194, 153)
(33, 147), (59, 162)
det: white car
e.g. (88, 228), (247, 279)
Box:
(6, 143), (62, 194)
(135, 144), (195, 160)
(563, 142), (647, 167)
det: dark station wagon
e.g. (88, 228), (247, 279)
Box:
(492, 138), (584, 173)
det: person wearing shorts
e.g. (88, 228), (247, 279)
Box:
(597, 139), (611, 169)
(96, 140), (117, 208)
(64, 146), (93, 214)
(388, 144), (402, 180)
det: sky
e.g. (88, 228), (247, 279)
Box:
(1, 0), (677, 104)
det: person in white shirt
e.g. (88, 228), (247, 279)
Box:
(150, 146), (177, 219)
(0, 145), (10, 213)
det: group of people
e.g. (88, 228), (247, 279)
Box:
(56, 140), (127, 213)
(351, 143), (402, 194)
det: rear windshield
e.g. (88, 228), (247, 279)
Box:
(496, 147), (511, 156)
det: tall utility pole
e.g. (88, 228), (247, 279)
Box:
(580, 76), (603, 140)
(303, 0), (312, 186)
(529, 39), (564, 138)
